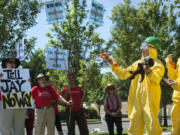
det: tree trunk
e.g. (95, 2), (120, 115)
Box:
(97, 104), (101, 118)
(163, 104), (168, 127)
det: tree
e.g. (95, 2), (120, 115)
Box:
(22, 49), (45, 86)
(78, 60), (118, 117)
(0, 0), (41, 57)
(108, 0), (180, 126)
(46, 0), (105, 79)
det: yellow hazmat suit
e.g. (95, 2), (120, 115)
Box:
(111, 47), (164, 135)
(166, 57), (180, 135)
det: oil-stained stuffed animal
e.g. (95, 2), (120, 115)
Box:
(127, 56), (154, 83)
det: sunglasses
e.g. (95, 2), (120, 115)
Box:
(7, 61), (16, 64)
(108, 86), (115, 90)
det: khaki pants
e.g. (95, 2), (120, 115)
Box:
(0, 102), (26, 135)
(34, 107), (55, 135)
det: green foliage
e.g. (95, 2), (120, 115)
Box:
(22, 49), (45, 86)
(45, 0), (106, 111)
(46, 0), (105, 78)
(108, 0), (180, 125)
(84, 106), (99, 119)
(46, 70), (68, 93)
(0, 0), (41, 57)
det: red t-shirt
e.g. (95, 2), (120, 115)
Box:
(61, 86), (83, 111)
(31, 85), (60, 108)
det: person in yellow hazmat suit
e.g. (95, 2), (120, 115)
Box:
(100, 36), (165, 135)
(164, 54), (180, 135)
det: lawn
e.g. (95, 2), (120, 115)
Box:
(89, 126), (172, 135)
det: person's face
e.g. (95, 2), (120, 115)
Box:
(141, 42), (149, 57)
(108, 86), (115, 95)
(5, 59), (16, 69)
(67, 75), (75, 86)
(37, 77), (46, 87)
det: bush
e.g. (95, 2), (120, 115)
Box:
(84, 106), (99, 119)
(58, 105), (99, 120)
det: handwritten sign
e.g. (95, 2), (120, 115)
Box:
(89, 0), (104, 25)
(16, 39), (25, 61)
(0, 69), (33, 109)
(45, 48), (68, 70)
(45, 1), (65, 24)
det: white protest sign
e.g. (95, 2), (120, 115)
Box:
(45, 48), (68, 70)
(0, 69), (34, 109)
(89, 0), (104, 25)
(45, 1), (65, 24)
(16, 39), (25, 61)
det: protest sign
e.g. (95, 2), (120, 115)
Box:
(45, 1), (65, 24)
(0, 69), (33, 109)
(45, 48), (68, 70)
(89, 0), (104, 25)
(16, 39), (25, 61)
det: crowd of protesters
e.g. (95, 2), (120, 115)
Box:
(0, 36), (180, 135)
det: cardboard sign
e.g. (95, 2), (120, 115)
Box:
(16, 39), (25, 61)
(0, 69), (34, 109)
(45, 48), (68, 70)
(45, 1), (65, 24)
(89, 0), (104, 25)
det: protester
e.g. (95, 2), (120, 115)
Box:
(104, 84), (123, 135)
(32, 73), (72, 135)
(61, 73), (89, 135)
(25, 108), (35, 135)
(101, 36), (165, 135)
(54, 103), (64, 135)
(0, 57), (26, 135)
(164, 54), (180, 135)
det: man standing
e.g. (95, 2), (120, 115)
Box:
(101, 36), (165, 135)
(61, 73), (89, 135)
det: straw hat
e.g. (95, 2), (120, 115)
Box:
(34, 73), (46, 85)
(105, 83), (117, 93)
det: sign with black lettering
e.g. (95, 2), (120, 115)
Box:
(89, 0), (104, 25)
(0, 69), (34, 109)
(45, 48), (68, 70)
(45, 1), (65, 24)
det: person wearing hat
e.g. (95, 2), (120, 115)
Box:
(104, 84), (123, 135)
(0, 57), (26, 135)
(101, 36), (165, 135)
(61, 73), (89, 135)
(164, 54), (180, 135)
(31, 73), (72, 135)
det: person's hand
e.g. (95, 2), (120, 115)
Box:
(28, 78), (31, 83)
(100, 53), (118, 66)
(163, 78), (176, 85)
(0, 73), (3, 78)
(111, 112), (117, 117)
(167, 54), (173, 62)
(166, 54), (175, 68)
(66, 100), (73, 106)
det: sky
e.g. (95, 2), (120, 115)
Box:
(26, 0), (122, 50)
(26, 0), (143, 73)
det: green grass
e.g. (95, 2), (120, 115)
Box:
(89, 126), (172, 135)
(89, 130), (128, 135)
